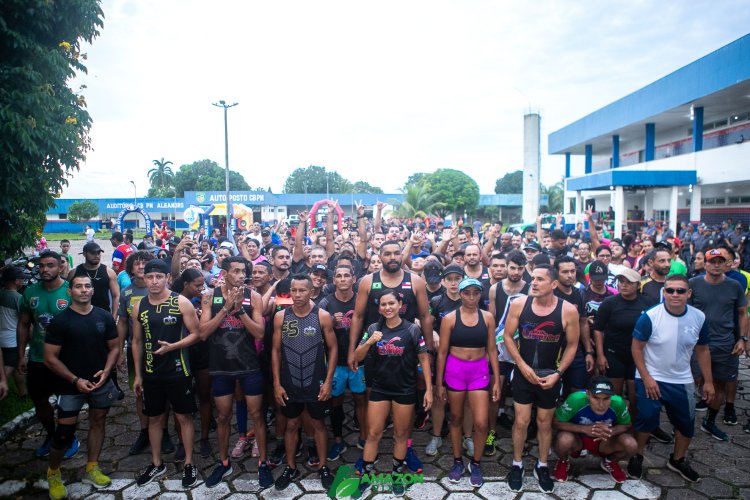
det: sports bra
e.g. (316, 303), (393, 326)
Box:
(450, 308), (488, 349)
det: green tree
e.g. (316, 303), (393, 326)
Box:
(540, 181), (564, 213)
(403, 173), (427, 189)
(390, 182), (447, 219)
(423, 168), (479, 217)
(172, 159), (251, 197)
(350, 181), (383, 194)
(283, 165), (353, 194)
(495, 170), (523, 194)
(148, 157), (174, 191)
(67, 200), (99, 228)
(0, 0), (103, 257)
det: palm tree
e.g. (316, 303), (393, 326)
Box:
(148, 158), (175, 190)
(389, 182), (447, 219)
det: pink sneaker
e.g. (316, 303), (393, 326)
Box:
(231, 437), (249, 459)
(251, 439), (260, 457)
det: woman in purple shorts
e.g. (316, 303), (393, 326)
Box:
(436, 278), (501, 487)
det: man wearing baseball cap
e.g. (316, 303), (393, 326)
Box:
(688, 248), (748, 439)
(552, 375), (636, 483)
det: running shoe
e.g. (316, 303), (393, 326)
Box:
(724, 407), (738, 426)
(701, 417), (729, 441)
(327, 441), (348, 462)
(667, 454), (701, 483)
(405, 446), (423, 473)
(508, 465), (524, 492)
(205, 461), (233, 488)
(48, 469), (67, 500)
(258, 462), (274, 489)
(352, 413), (360, 431)
(469, 461), (483, 488)
(269, 444), (286, 468)
(414, 410), (429, 430)
(744, 421), (750, 434)
(319, 465), (334, 490)
(354, 456), (364, 476)
(200, 439), (211, 459)
(425, 435), (442, 456)
(129, 431), (149, 456)
(627, 454), (643, 479)
(462, 436), (474, 458)
(553, 458), (570, 482)
(307, 441), (320, 467)
(357, 438), (366, 450)
(695, 399), (708, 412)
(136, 463), (166, 487)
(251, 439), (260, 458)
(35, 435), (53, 458)
(231, 437), (250, 459)
(274, 466), (299, 490)
(484, 430), (496, 457)
(448, 459), (464, 483)
(601, 458), (626, 483)
(534, 463), (554, 493)
(63, 436), (80, 459)
(182, 464), (198, 488)
(392, 478), (405, 496)
(161, 431), (175, 454)
(83, 466), (112, 489)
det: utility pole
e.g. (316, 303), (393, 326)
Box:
(212, 100), (238, 244)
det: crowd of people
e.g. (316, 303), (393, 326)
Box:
(0, 200), (748, 498)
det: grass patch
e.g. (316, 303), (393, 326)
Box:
(0, 377), (33, 427)
(44, 230), (148, 241)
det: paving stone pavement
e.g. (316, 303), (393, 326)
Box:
(1, 240), (749, 499)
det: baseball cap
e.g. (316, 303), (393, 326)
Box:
(219, 241), (234, 250)
(522, 241), (542, 253)
(452, 249), (465, 257)
(458, 278), (483, 292)
(568, 230), (581, 239)
(443, 264), (464, 277)
(311, 264), (327, 274)
(144, 259), (170, 275)
(588, 375), (614, 395)
(705, 249), (725, 261)
(261, 229), (271, 237)
(616, 268), (641, 283)
(589, 260), (608, 281)
(423, 260), (444, 285)
(81, 242), (103, 254)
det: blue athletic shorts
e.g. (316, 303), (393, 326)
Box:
(211, 371), (264, 398)
(562, 350), (588, 391)
(634, 378), (695, 438)
(332, 365), (366, 397)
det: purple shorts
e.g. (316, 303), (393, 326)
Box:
(444, 353), (490, 391)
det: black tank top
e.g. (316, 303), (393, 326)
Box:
(517, 296), (565, 371)
(137, 292), (189, 380)
(280, 306), (328, 402)
(77, 264), (110, 311)
(494, 281), (530, 318)
(208, 287), (259, 375)
(450, 308), (488, 348)
(364, 271), (419, 330)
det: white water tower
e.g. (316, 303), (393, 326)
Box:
(523, 112), (541, 222)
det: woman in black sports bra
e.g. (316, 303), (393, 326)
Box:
(436, 278), (500, 488)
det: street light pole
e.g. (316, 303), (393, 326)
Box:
(130, 180), (137, 206)
(212, 99), (238, 243)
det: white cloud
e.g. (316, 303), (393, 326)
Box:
(62, 0), (750, 198)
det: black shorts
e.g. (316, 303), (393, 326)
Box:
(280, 400), (331, 420)
(28, 361), (58, 401)
(499, 361), (514, 377)
(1, 347), (19, 369)
(605, 347), (636, 380)
(189, 341), (210, 372)
(369, 390), (417, 406)
(142, 377), (196, 417)
(562, 351), (588, 391)
(511, 369), (561, 410)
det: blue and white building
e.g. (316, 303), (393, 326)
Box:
(550, 33), (750, 238)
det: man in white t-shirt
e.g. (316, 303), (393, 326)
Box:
(85, 225), (95, 242)
(628, 274), (714, 483)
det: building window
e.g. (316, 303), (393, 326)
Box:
(59, 213), (67, 219)
(742, 196), (750, 204)
(730, 112), (749, 124)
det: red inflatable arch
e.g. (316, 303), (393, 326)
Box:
(309, 199), (343, 233)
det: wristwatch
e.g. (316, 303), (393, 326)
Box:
(585, 351), (595, 357)
(741, 336), (749, 342)
(554, 369), (564, 377)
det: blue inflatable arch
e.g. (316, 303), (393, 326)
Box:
(115, 205), (153, 235)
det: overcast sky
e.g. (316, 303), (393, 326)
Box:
(61, 0), (750, 199)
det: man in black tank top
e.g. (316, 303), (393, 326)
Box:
(272, 274), (338, 491)
(199, 256), (273, 489)
(501, 264), (580, 494)
(68, 242), (119, 317)
(130, 259), (202, 488)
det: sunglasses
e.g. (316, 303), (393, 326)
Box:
(664, 287), (688, 295)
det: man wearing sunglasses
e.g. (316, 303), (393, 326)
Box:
(629, 274), (714, 483)
(688, 248), (748, 439)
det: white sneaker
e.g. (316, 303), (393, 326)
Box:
(425, 435), (442, 456)
(462, 436), (474, 457)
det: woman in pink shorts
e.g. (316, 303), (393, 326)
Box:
(436, 278), (501, 487)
